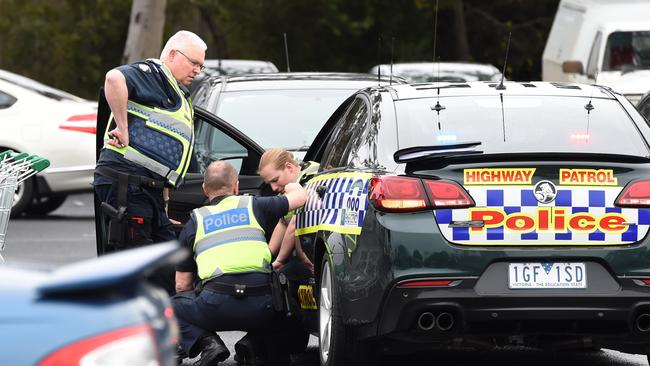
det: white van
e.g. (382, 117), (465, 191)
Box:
(542, 0), (650, 105)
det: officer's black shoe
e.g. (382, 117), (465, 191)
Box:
(196, 334), (230, 366)
(235, 334), (264, 366)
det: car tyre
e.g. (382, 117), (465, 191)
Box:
(318, 255), (374, 366)
(10, 177), (34, 218)
(25, 195), (67, 216)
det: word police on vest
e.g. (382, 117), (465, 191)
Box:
(204, 208), (251, 233)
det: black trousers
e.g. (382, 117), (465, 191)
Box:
(94, 181), (177, 294)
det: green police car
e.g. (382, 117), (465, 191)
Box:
(295, 81), (650, 366)
(96, 75), (650, 365)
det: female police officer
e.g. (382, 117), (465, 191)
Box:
(258, 148), (319, 271)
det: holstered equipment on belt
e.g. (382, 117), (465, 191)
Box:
(203, 280), (271, 297)
(97, 166), (164, 247)
(271, 271), (293, 317)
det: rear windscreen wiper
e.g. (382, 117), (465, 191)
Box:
(394, 141), (483, 163)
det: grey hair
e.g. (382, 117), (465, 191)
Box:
(160, 30), (207, 60)
(204, 161), (238, 193)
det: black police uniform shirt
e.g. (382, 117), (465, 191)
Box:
(94, 59), (187, 186)
(176, 194), (290, 278)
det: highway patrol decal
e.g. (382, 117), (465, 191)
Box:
(434, 184), (650, 246)
(295, 172), (372, 236)
(464, 168), (535, 185)
(559, 169), (617, 186)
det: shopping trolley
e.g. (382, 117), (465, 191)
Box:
(0, 150), (50, 261)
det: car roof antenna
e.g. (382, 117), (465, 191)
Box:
(496, 32), (511, 91)
(283, 33), (291, 72)
(429, 0), (446, 131)
(432, 0), (439, 79)
(582, 71), (598, 143)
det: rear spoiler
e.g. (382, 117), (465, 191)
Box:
(394, 142), (483, 164)
(402, 151), (650, 174)
(37, 242), (187, 297)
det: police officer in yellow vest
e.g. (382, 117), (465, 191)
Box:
(93, 31), (206, 293)
(258, 148), (319, 271)
(173, 160), (307, 366)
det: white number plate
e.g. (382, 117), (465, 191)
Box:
(508, 262), (586, 289)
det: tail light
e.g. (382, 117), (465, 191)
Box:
(164, 305), (180, 345)
(634, 279), (650, 286)
(369, 176), (474, 212)
(59, 113), (97, 134)
(615, 179), (650, 208)
(38, 324), (160, 366)
(422, 180), (474, 207)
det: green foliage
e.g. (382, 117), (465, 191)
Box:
(165, 0), (559, 79)
(0, 0), (131, 99)
(0, 0), (560, 98)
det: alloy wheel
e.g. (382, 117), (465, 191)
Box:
(319, 260), (333, 364)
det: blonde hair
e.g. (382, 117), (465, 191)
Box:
(259, 148), (298, 172)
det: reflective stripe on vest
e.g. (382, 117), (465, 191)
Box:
(193, 196), (271, 280)
(283, 161), (320, 222)
(103, 59), (194, 187)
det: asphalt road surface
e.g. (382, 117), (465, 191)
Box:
(2, 193), (649, 366)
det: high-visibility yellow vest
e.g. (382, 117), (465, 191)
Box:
(283, 161), (319, 222)
(193, 195), (271, 280)
(103, 59), (194, 187)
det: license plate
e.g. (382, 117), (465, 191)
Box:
(508, 262), (586, 289)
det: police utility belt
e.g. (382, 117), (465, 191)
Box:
(96, 166), (166, 190)
(203, 272), (294, 317)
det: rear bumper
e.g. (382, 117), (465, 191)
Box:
(38, 165), (94, 194)
(375, 276), (650, 352)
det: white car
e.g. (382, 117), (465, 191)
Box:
(0, 69), (96, 216)
(369, 62), (503, 83)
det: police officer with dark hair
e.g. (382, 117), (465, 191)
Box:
(172, 160), (308, 366)
(94, 31), (206, 294)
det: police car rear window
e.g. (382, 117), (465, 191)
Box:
(396, 96), (649, 156)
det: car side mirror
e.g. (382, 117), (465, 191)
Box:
(562, 61), (584, 75)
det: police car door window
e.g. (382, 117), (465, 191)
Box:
(0, 90), (17, 109)
(189, 118), (247, 174)
(345, 97), (374, 168)
(321, 97), (368, 169)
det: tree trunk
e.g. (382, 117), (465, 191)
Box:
(122, 0), (167, 64)
(451, 0), (472, 61)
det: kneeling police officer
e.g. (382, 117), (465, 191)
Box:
(172, 160), (307, 366)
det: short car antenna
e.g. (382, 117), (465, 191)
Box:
(283, 33), (291, 72)
(496, 32), (511, 91)
(583, 71), (598, 143)
(496, 32), (512, 142)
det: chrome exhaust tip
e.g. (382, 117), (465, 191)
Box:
(636, 313), (650, 332)
(417, 312), (436, 331)
(436, 312), (454, 331)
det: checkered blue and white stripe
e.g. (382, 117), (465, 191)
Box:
(434, 186), (650, 245)
(296, 175), (370, 233)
